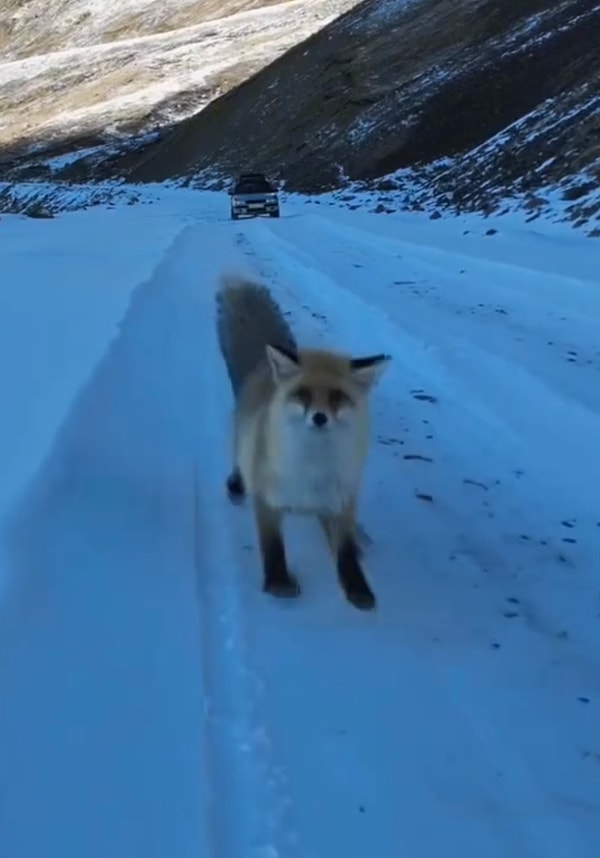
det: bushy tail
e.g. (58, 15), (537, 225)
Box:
(216, 273), (297, 399)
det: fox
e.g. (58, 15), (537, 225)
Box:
(215, 273), (390, 610)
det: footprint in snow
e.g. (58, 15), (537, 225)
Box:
(403, 453), (433, 463)
(463, 478), (489, 491)
(411, 389), (438, 404)
(415, 491), (434, 503)
(377, 436), (404, 447)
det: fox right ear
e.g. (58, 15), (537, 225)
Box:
(265, 344), (300, 382)
(349, 353), (391, 388)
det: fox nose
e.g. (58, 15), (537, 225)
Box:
(312, 411), (328, 428)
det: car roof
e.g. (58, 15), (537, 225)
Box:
(234, 177), (274, 192)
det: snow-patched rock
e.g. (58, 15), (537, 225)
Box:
(1, 0), (361, 151)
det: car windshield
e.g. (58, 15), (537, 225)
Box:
(235, 179), (273, 194)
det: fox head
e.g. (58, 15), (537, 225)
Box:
(265, 344), (391, 433)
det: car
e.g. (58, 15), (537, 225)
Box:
(229, 172), (280, 219)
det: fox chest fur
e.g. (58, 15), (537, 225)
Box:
(237, 403), (368, 515)
(231, 342), (388, 518)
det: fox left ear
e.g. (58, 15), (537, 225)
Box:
(266, 344), (301, 382)
(349, 353), (391, 388)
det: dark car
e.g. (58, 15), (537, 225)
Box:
(229, 172), (280, 219)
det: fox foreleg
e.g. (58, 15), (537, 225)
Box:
(254, 497), (301, 599)
(319, 503), (376, 611)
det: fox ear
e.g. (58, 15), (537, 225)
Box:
(266, 344), (301, 382)
(349, 353), (391, 388)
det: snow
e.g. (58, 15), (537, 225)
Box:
(0, 204), (186, 589)
(1, 186), (599, 857)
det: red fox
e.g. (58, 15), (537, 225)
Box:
(216, 273), (390, 610)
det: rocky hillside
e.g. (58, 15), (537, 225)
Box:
(108, 0), (598, 228)
(0, 0), (361, 158)
(2, 0), (599, 231)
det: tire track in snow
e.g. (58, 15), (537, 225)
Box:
(191, 457), (302, 858)
(303, 211), (600, 303)
(232, 218), (600, 858)
(182, 224), (303, 858)
(0, 223), (301, 858)
(243, 217), (600, 585)
(242, 219), (600, 565)
(291, 212), (600, 414)
(0, 224), (211, 858)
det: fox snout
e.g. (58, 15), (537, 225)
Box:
(299, 405), (340, 431)
(286, 383), (354, 430)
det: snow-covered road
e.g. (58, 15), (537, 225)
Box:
(1, 192), (599, 857)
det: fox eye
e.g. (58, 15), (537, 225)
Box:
(292, 385), (312, 406)
(328, 388), (350, 408)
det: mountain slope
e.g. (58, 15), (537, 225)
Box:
(114, 0), (599, 225)
(0, 0), (361, 156)
(3, 0), (599, 229)
(2, 0), (302, 57)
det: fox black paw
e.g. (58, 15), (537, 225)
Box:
(337, 539), (376, 610)
(345, 585), (376, 611)
(263, 574), (301, 599)
(226, 470), (245, 502)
